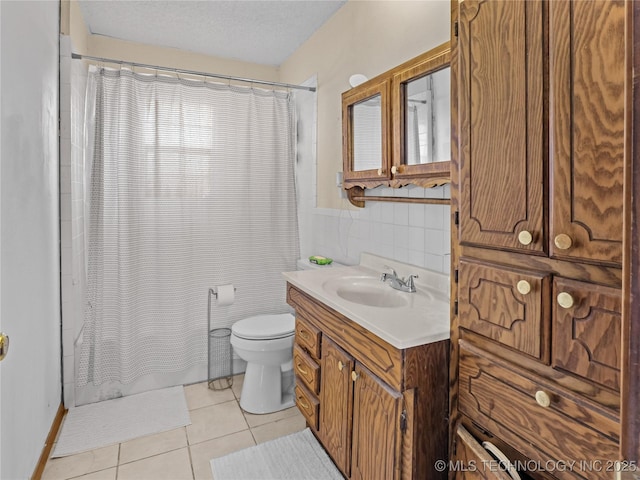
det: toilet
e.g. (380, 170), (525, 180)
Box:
(231, 257), (342, 414)
(231, 313), (296, 414)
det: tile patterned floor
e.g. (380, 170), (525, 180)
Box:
(42, 376), (306, 480)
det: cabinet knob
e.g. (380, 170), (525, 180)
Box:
(351, 371), (359, 382)
(516, 280), (531, 295)
(338, 361), (345, 371)
(518, 230), (533, 246)
(377, 168), (383, 176)
(557, 292), (575, 309)
(535, 390), (551, 408)
(554, 233), (573, 250)
(391, 165), (398, 174)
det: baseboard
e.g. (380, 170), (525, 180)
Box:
(31, 403), (66, 480)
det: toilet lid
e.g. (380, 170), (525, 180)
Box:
(232, 313), (295, 340)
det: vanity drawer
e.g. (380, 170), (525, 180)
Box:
(458, 258), (550, 361)
(295, 383), (319, 431)
(293, 344), (320, 394)
(452, 425), (513, 480)
(552, 277), (621, 391)
(295, 315), (321, 360)
(458, 340), (619, 480)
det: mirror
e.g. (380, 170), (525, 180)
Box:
(352, 94), (382, 172)
(404, 67), (450, 165)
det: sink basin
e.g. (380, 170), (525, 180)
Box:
(322, 276), (408, 308)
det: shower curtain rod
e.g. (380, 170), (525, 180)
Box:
(71, 53), (316, 92)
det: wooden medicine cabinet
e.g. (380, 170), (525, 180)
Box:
(342, 42), (451, 207)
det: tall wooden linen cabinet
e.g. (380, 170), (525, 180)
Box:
(449, 1), (634, 478)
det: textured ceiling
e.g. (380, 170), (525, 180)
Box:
(78, 0), (347, 66)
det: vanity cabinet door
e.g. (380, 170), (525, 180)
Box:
(549, 0), (625, 266)
(351, 364), (402, 480)
(320, 338), (354, 477)
(458, 0), (545, 253)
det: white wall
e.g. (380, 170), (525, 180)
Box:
(0, 1), (61, 478)
(60, 35), (89, 408)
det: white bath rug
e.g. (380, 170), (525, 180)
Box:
(53, 385), (191, 457)
(210, 427), (343, 480)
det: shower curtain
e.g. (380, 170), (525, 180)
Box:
(76, 66), (299, 405)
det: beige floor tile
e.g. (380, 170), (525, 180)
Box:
(189, 430), (255, 480)
(250, 412), (307, 444)
(242, 405), (301, 428)
(41, 445), (119, 480)
(186, 400), (248, 445)
(230, 375), (243, 400)
(117, 447), (193, 480)
(184, 382), (235, 411)
(119, 427), (187, 465)
(69, 467), (117, 480)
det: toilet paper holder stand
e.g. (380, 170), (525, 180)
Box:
(207, 286), (237, 391)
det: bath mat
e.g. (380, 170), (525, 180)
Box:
(53, 385), (191, 457)
(210, 427), (343, 479)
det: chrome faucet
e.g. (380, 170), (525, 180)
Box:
(380, 267), (419, 293)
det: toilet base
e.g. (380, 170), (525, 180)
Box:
(239, 362), (295, 414)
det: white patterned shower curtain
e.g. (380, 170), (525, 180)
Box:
(76, 66), (299, 405)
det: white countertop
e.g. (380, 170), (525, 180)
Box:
(283, 253), (451, 349)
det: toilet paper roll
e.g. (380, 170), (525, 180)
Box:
(216, 284), (235, 306)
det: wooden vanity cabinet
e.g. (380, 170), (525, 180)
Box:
(451, 0), (628, 477)
(287, 283), (449, 480)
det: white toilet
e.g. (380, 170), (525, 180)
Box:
(231, 257), (342, 414)
(231, 313), (296, 414)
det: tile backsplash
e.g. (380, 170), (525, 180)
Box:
(299, 185), (451, 273)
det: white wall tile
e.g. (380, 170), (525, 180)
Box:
(394, 225), (409, 250)
(425, 228), (445, 255)
(408, 204), (425, 228)
(393, 203), (409, 226)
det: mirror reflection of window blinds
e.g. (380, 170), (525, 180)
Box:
(431, 68), (451, 162)
(352, 96), (382, 171)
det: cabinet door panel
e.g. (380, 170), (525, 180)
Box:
(458, 258), (550, 361)
(552, 278), (622, 391)
(549, 0), (625, 265)
(351, 364), (402, 480)
(458, 0), (545, 253)
(320, 338), (353, 477)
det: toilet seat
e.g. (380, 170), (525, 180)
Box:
(232, 313), (295, 340)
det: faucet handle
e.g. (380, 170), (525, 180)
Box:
(406, 274), (419, 291)
(383, 265), (398, 277)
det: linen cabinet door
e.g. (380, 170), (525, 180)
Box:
(552, 278), (622, 391)
(320, 338), (354, 477)
(458, 258), (550, 361)
(549, 0), (625, 265)
(351, 364), (402, 480)
(458, 0), (545, 253)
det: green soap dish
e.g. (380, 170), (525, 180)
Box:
(309, 255), (333, 265)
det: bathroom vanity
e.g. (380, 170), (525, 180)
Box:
(283, 254), (450, 480)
